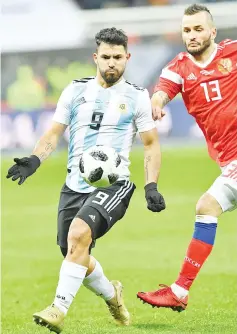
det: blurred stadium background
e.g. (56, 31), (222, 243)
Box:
(1, 1), (237, 334)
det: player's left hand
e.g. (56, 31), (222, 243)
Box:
(6, 155), (41, 185)
(145, 182), (166, 212)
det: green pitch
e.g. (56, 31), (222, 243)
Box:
(2, 147), (237, 334)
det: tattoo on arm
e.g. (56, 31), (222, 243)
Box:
(37, 141), (54, 162)
(155, 91), (170, 108)
(45, 142), (53, 151)
(145, 155), (152, 181)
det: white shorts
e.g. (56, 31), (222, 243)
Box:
(207, 160), (237, 212)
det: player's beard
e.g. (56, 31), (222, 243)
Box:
(99, 68), (125, 85)
(185, 34), (212, 56)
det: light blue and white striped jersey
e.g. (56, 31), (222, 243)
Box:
(53, 76), (155, 193)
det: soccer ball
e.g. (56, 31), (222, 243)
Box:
(79, 146), (121, 187)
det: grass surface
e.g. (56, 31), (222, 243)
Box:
(2, 147), (237, 334)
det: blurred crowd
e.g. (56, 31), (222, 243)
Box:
(2, 0), (236, 112)
(73, 0), (236, 9)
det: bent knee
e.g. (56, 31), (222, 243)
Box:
(196, 193), (223, 217)
(68, 218), (92, 246)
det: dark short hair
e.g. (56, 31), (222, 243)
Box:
(95, 27), (128, 51)
(184, 4), (213, 20)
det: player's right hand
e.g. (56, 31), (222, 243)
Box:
(152, 105), (166, 121)
(6, 155), (41, 185)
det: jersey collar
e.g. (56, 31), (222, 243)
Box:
(187, 44), (218, 68)
(94, 76), (125, 89)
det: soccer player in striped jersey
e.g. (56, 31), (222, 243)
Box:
(137, 4), (237, 311)
(7, 27), (165, 333)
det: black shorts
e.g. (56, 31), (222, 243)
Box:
(57, 180), (136, 250)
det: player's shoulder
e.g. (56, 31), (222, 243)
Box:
(72, 76), (96, 85)
(165, 52), (189, 70)
(218, 39), (237, 48)
(60, 77), (95, 99)
(125, 80), (146, 92)
(218, 39), (237, 54)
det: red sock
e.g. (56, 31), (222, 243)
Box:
(175, 238), (213, 290)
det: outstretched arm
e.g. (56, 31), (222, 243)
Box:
(7, 82), (73, 185)
(6, 121), (67, 185)
(33, 121), (67, 162)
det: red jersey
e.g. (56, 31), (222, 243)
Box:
(155, 39), (237, 167)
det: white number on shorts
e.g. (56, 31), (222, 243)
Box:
(200, 80), (222, 102)
(92, 191), (109, 205)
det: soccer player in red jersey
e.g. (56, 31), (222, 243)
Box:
(137, 3), (237, 311)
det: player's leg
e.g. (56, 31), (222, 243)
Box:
(33, 184), (89, 333)
(59, 247), (116, 310)
(137, 194), (222, 311)
(80, 180), (136, 325)
(59, 244), (115, 305)
(137, 161), (237, 310)
(60, 244), (120, 314)
(170, 193), (221, 300)
(54, 184), (92, 312)
(59, 249), (119, 313)
(84, 255), (130, 325)
(33, 180), (135, 331)
(59, 249), (121, 315)
(83, 255), (115, 301)
(172, 161), (237, 301)
(52, 216), (92, 307)
(34, 218), (92, 333)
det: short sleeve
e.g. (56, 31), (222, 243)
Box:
(154, 58), (183, 100)
(53, 83), (74, 125)
(135, 89), (156, 133)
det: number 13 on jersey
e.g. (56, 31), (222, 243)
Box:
(200, 80), (222, 102)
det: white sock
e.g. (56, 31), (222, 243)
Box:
(83, 260), (115, 301)
(171, 283), (189, 299)
(53, 260), (87, 314)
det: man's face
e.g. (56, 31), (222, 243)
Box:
(94, 42), (130, 84)
(182, 12), (216, 56)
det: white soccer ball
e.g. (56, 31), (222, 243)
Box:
(79, 146), (121, 187)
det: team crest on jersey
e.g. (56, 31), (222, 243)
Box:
(118, 103), (127, 113)
(217, 58), (232, 75)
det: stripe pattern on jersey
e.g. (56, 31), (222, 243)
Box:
(125, 80), (145, 91)
(222, 40), (237, 46)
(104, 180), (133, 213)
(73, 77), (95, 84)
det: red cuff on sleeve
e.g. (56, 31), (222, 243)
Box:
(154, 78), (181, 100)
